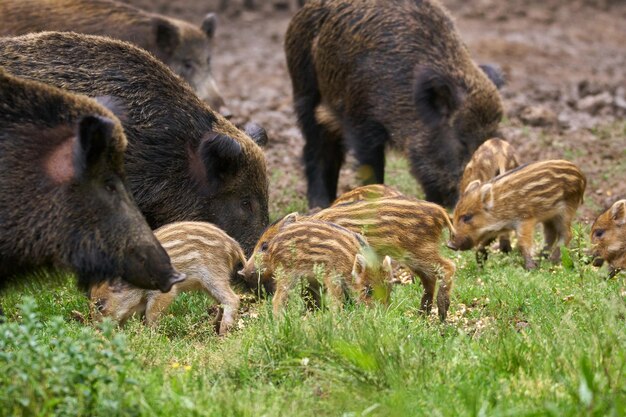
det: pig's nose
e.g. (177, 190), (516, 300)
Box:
(159, 271), (186, 293)
(446, 241), (458, 251)
(95, 299), (105, 312)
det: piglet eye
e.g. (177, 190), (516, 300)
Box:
(593, 229), (605, 239)
(260, 242), (268, 251)
(461, 214), (473, 223)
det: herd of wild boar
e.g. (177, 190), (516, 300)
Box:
(0, 0), (623, 330)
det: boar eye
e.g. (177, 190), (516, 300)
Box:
(183, 59), (194, 72)
(260, 242), (268, 252)
(593, 229), (605, 239)
(104, 181), (117, 194)
(461, 214), (473, 223)
(241, 199), (252, 212)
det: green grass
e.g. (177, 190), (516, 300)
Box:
(1, 154), (625, 416)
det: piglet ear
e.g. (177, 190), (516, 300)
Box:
(611, 200), (626, 226)
(352, 253), (368, 285)
(199, 133), (242, 192)
(464, 179), (482, 194)
(278, 212), (300, 231)
(201, 13), (218, 39)
(480, 183), (494, 210)
(75, 115), (114, 176)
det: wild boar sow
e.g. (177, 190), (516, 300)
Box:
(590, 200), (625, 278)
(0, 0), (226, 111)
(286, 0), (504, 209)
(0, 70), (182, 294)
(90, 221), (245, 335)
(0, 32), (269, 254)
(448, 160), (586, 270)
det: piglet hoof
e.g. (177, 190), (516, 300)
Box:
(499, 239), (512, 254)
(607, 267), (620, 280)
(523, 259), (538, 270)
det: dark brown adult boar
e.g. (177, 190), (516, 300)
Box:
(590, 199), (625, 278)
(0, 69), (183, 297)
(458, 138), (520, 263)
(0, 32), (269, 254)
(286, 0), (504, 209)
(448, 160), (586, 270)
(0, 0), (226, 112)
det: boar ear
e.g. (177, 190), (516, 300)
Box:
(464, 179), (482, 195)
(154, 17), (181, 58)
(199, 133), (242, 192)
(75, 115), (115, 175)
(201, 13), (218, 39)
(480, 183), (494, 210)
(244, 122), (268, 147)
(352, 254), (368, 284)
(611, 200), (626, 226)
(94, 96), (128, 123)
(415, 67), (462, 127)
(479, 64), (505, 89)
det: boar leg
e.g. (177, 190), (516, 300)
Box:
(302, 119), (345, 208)
(516, 220), (538, 270)
(347, 121), (388, 185)
(435, 258), (456, 322)
(203, 278), (240, 336)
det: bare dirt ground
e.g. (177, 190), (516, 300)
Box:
(125, 0), (626, 221)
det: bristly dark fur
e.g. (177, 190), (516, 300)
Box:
(0, 69), (175, 292)
(0, 0), (225, 109)
(286, 0), (504, 209)
(0, 32), (268, 255)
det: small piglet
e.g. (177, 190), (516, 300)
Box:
(90, 221), (245, 335)
(448, 160), (586, 270)
(247, 219), (393, 316)
(459, 138), (520, 263)
(331, 184), (403, 206)
(591, 199), (625, 278)
(241, 196), (456, 320)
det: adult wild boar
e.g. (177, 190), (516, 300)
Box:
(0, 69), (183, 295)
(286, 0), (504, 208)
(0, 0), (226, 112)
(0, 32), (269, 254)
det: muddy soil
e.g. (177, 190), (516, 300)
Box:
(125, 0), (626, 221)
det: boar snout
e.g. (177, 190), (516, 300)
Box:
(122, 244), (185, 292)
